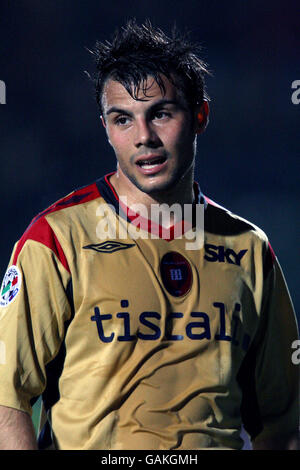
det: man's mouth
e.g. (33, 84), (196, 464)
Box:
(135, 155), (167, 170)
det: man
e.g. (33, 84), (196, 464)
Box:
(0, 20), (298, 450)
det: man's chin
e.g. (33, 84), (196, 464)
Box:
(132, 175), (180, 197)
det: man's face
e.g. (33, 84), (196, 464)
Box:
(101, 75), (204, 196)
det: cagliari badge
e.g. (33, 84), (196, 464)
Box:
(0, 265), (22, 307)
(160, 251), (193, 297)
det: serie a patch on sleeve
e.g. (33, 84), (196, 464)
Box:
(0, 265), (22, 308)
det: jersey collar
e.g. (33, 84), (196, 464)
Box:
(96, 172), (206, 242)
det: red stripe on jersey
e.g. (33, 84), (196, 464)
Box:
(104, 172), (119, 201)
(32, 182), (100, 220)
(13, 217), (70, 273)
(203, 195), (226, 210)
(12, 182), (101, 272)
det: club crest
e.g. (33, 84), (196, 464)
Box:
(160, 252), (193, 297)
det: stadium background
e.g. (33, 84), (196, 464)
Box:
(0, 0), (299, 450)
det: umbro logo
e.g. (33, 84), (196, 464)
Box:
(83, 241), (135, 253)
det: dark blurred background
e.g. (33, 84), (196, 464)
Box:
(0, 0), (299, 449)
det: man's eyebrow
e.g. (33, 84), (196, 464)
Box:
(150, 99), (183, 108)
(105, 107), (133, 117)
(105, 99), (186, 117)
(150, 99), (188, 111)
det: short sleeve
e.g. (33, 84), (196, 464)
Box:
(239, 242), (299, 442)
(0, 218), (72, 416)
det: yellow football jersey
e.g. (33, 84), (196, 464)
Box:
(0, 173), (298, 450)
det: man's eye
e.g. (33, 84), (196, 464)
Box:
(115, 116), (130, 125)
(153, 110), (170, 120)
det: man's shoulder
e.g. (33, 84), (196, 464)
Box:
(203, 194), (269, 245)
(12, 180), (103, 268)
(37, 181), (101, 222)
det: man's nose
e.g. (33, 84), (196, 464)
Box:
(134, 118), (160, 148)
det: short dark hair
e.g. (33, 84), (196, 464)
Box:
(89, 19), (210, 113)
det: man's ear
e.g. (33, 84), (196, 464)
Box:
(195, 100), (209, 134)
(100, 115), (106, 128)
(100, 115), (113, 146)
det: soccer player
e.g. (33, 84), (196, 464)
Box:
(0, 20), (299, 450)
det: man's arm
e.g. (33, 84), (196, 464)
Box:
(252, 431), (300, 450)
(240, 244), (299, 451)
(0, 405), (38, 450)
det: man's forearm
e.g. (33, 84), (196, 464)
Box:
(0, 405), (38, 450)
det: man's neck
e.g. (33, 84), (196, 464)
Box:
(109, 169), (195, 227)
